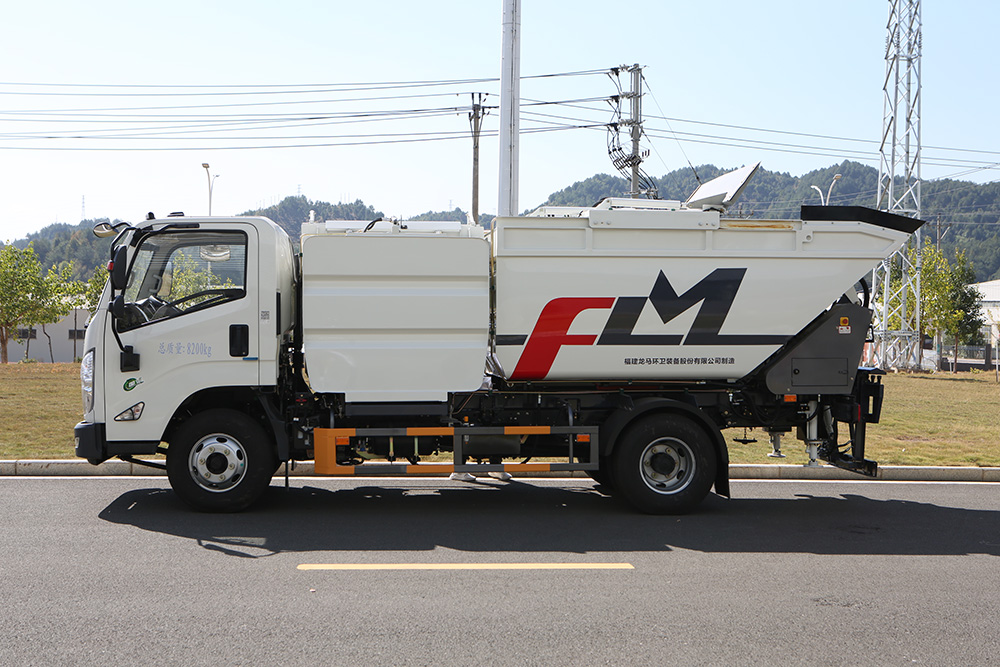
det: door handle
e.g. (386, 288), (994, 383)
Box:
(229, 324), (249, 357)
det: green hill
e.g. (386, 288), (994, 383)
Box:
(5, 219), (117, 281)
(6, 162), (1000, 281)
(239, 196), (383, 238)
(538, 161), (1000, 281)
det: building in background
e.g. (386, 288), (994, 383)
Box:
(8, 307), (92, 363)
(973, 279), (1000, 347)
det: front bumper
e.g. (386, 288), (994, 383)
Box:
(74, 421), (108, 464)
(74, 422), (159, 465)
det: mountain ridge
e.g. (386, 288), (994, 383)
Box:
(5, 160), (1000, 281)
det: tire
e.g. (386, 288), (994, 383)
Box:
(166, 409), (277, 512)
(585, 467), (613, 488)
(610, 413), (717, 515)
(584, 455), (616, 491)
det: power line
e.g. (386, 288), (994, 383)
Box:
(0, 68), (607, 96)
(0, 91), (496, 116)
(0, 120), (598, 152)
(3, 69), (1000, 181)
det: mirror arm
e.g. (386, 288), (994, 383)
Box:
(106, 295), (140, 371)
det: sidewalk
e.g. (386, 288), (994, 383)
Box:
(3, 459), (999, 482)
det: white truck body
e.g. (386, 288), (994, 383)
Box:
(299, 220), (490, 402)
(75, 177), (923, 514)
(493, 200), (909, 382)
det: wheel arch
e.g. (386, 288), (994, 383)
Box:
(598, 397), (730, 498)
(162, 386), (278, 450)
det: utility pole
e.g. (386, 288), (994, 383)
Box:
(469, 93), (486, 224)
(629, 65), (643, 197)
(871, 0), (922, 370)
(498, 0), (520, 217)
(608, 64), (656, 199)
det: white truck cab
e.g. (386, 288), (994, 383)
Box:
(76, 216), (294, 467)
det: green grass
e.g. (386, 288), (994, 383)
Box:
(0, 363), (82, 459)
(726, 370), (1000, 467)
(2, 363), (999, 466)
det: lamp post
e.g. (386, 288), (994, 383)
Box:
(826, 173), (842, 206)
(202, 162), (218, 215)
(810, 173), (842, 206)
(810, 184), (825, 205)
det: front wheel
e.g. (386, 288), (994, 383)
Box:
(611, 414), (717, 515)
(166, 409), (277, 512)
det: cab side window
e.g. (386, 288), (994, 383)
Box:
(119, 231), (247, 331)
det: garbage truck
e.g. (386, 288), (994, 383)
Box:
(74, 164), (923, 514)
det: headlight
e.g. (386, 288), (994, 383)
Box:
(81, 348), (95, 414)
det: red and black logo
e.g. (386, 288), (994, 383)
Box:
(499, 269), (789, 380)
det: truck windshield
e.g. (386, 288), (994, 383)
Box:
(118, 230), (247, 331)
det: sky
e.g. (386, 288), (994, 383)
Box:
(0, 0), (997, 242)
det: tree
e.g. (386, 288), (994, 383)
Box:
(35, 263), (84, 363)
(919, 246), (985, 372)
(84, 264), (108, 313)
(945, 252), (985, 371)
(0, 244), (44, 364)
(14, 219), (116, 281)
(920, 245), (953, 354)
(166, 250), (235, 305)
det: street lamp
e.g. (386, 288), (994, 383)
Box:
(826, 173), (842, 206)
(202, 162), (218, 215)
(809, 173), (842, 206)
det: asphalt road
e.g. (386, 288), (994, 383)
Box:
(2, 477), (998, 666)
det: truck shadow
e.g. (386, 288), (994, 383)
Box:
(98, 480), (1000, 559)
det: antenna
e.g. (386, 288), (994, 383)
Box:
(685, 163), (760, 211)
(870, 0), (922, 370)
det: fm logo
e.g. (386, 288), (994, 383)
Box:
(507, 269), (788, 380)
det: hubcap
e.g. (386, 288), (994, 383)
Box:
(639, 437), (694, 495)
(189, 434), (247, 493)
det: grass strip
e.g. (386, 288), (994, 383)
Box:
(2, 363), (998, 467)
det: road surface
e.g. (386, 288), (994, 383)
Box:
(2, 477), (998, 665)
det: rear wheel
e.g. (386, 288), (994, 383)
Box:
(166, 409), (277, 512)
(611, 414), (717, 514)
(584, 455), (616, 491)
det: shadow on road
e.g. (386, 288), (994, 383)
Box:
(98, 480), (1000, 559)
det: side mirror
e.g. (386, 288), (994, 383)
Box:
(110, 245), (129, 291)
(93, 222), (117, 238)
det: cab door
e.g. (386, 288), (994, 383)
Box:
(103, 224), (259, 445)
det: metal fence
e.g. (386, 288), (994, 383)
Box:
(941, 345), (988, 361)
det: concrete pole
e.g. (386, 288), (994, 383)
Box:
(498, 0), (520, 217)
(630, 65), (642, 197)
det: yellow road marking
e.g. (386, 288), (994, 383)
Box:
(298, 562), (634, 571)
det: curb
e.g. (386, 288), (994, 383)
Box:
(2, 459), (999, 482)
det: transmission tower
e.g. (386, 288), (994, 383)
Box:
(871, 0), (922, 370)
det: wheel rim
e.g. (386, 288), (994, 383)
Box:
(639, 436), (694, 495)
(188, 433), (247, 493)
